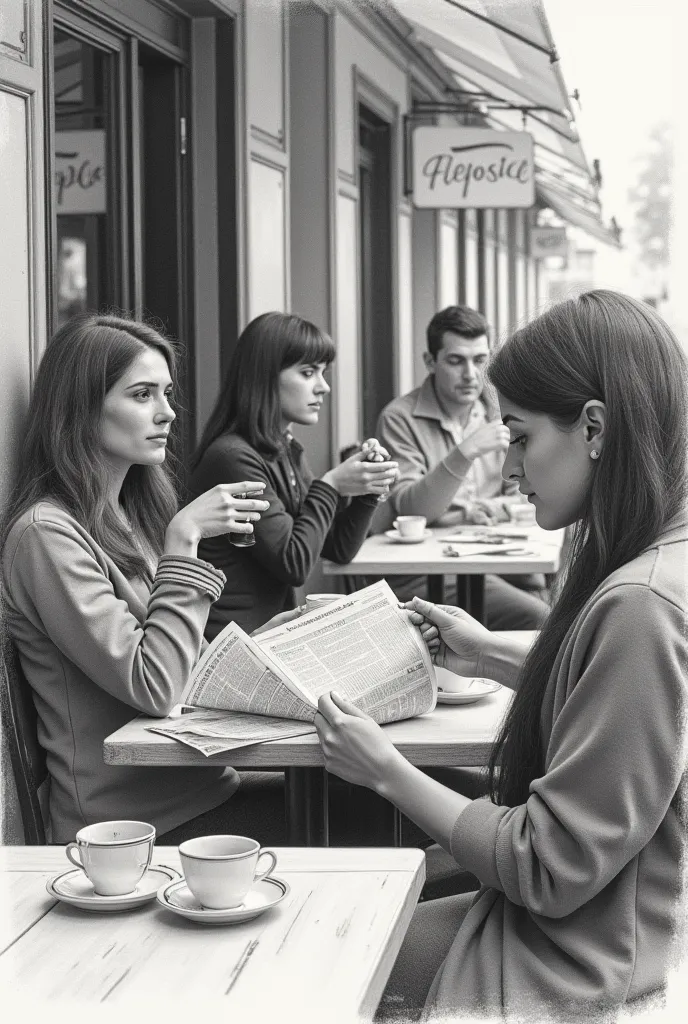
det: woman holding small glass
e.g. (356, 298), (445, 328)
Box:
(188, 312), (398, 638)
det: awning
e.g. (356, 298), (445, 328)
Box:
(536, 181), (622, 248)
(390, 0), (619, 245)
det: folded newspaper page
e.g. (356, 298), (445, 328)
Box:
(148, 710), (316, 757)
(177, 580), (437, 732)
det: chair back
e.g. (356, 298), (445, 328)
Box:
(0, 635), (48, 844)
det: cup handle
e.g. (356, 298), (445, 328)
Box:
(254, 849), (277, 883)
(65, 842), (83, 871)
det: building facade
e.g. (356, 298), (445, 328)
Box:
(1, 0), (612, 840)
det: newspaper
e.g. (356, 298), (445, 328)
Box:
(147, 710), (315, 757)
(149, 581), (436, 751)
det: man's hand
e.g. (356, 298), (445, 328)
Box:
(460, 498), (510, 526)
(458, 421), (510, 463)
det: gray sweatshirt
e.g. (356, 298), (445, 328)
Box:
(2, 503), (239, 842)
(426, 515), (688, 1019)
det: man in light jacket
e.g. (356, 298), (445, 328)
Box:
(375, 305), (549, 630)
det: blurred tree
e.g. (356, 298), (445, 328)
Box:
(628, 121), (672, 270)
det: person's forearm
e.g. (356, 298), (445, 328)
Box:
(164, 523), (199, 558)
(477, 635), (530, 690)
(393, 452), (472, 522)
(376, 751), (472, 853)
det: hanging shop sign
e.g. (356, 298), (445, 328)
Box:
(530, 226), (568, 258)
(412, 128), (535, 209)
(55, 130), (106, 214)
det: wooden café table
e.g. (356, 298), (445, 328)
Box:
(0, 844), (425, 1022)
(104, 637), (535, 847)
(322, 525), (563, 622)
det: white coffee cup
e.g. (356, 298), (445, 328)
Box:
(435, 667), (475, 693)
(65, 820), (156, 896)
(179, 835), (277, 910)
(304, 593), (341, 611)
(393, 515), (427, 539)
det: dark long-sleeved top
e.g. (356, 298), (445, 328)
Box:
(188, 433), (378, 638)
(424, 514), (688, 1020)
(1, 503), (239, 843)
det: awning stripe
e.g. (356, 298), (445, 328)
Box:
(536, 181), (621, 248)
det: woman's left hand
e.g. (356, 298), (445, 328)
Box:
(314, 691), (401, 791)
(402, 606), (440, 657)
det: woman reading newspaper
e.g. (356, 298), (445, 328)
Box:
(187, 312), (398, 638)
(1, 315), (294, 844)
(314, 291), (687, 1021)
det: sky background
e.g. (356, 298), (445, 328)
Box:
(541, 0), (682, 305)
(544, 0), (676, 227)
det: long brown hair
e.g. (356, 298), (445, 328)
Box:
(2, 314), (179, 579)
(191, 311), (336, 467)
(487, 290), (688, 806)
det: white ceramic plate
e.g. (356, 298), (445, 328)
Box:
(156, 875), (290, 925)
(435, 669), (502, 705)
(384, 529), (432, 544)
(47, 864), (179, 912)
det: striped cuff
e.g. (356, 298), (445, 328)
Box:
(153, 555), (226, 602)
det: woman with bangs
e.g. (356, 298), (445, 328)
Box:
(188, 312), (398, 638)
(311, 291), (688, 1021)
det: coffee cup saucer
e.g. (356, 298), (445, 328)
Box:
(46, 864), (180, 912)
(156, 876), (290, 924)
(384, 528), (431, 544)
(435, 669), (502, 705)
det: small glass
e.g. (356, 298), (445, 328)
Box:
(229, 490), (263, 548)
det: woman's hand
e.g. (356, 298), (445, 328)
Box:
(165, 482), (270, 555)
(250, 606), (303, 637)
(402, 597), (493, 677)
(314, 691), (402, 791)
(402, 604), (441, 658)
(360, 437), (391, 463)
(320, 452), (398, 498)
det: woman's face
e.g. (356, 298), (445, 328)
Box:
(99, 348), (175, 473)
(498, 395), (601, 530)
(278, 361), (331, 429)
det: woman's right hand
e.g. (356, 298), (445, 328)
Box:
(165, 482), (270, 555)
(321, 453), (398, 498)
(402, 597), (493, 677)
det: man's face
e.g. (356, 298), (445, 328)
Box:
(425, 332), (490, 411)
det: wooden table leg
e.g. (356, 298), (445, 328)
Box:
(329, 782), (403, 847)
(455, 574), (486, 624)
(468, 574), (485, 623)
(427, 575), (445, 603)
(285, 767), (329, 846)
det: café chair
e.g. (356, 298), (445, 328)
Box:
(0, 634), (48, 844)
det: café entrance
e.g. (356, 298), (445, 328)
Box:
(52, 1), (194, 448)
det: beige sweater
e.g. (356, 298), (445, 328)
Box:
(2, 503), (239, 842)
(427, 516), (688, 1020)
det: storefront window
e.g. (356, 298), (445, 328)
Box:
(53, 30), (112, 325)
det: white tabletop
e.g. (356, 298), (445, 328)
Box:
(104, 686), (512, 768)
(322, 526), (563, 576)
(0, 845), (425, 1022)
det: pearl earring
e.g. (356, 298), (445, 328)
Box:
(590, 450), (599, 460)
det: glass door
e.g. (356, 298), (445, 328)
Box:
(53, 27), (121, 325)
(358, 106), (394, 438)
